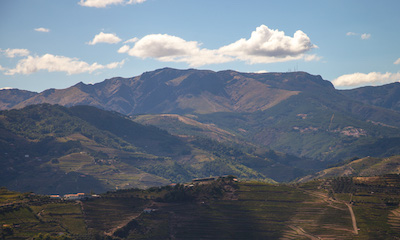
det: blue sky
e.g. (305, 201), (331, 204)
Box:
(1, 0), (400, 92)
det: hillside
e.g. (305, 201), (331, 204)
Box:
(298, 155), (400, 182)
(341, 82), (400, 112)
(1, 177), (399, 239)
(134, 91), (400, 163)
(2, 104), (316, 194)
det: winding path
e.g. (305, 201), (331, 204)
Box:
(345, 203), (358, 234)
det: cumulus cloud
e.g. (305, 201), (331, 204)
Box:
(35, 27), (50, 33)
(88, 32), (121, 45)
(332, 72), (400, 88)
(78, 0), (146, 8)
(127, 34), (199, 58)
(119, 25), (318, 66)
(122, 34), (232, 66)
(1, 48), (30, 58)
(346, 32), (357, 36)
(219, 25), (317, 64)
(394, 58), (400, 65)
(2, 54), (125, 75)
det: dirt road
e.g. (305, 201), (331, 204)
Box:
(345, 203), (358, 234)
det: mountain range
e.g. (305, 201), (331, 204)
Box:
(1, 68), (399, 116)
(1, 68), (400, 193)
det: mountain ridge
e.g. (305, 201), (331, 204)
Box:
(340, 82), (400, 112)
(3, 68), (334, 115)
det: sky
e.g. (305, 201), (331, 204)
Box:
(1, 0), (400, 92)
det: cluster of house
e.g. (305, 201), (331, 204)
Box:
(49, 193), (100, 200)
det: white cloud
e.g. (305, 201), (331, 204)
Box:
(361, 33), (371, 40)
(2, 54), (125, 75)
(346, 32), (371, 40)
(105, 60), (125, 69)
(119, 25), (317, 66)
(124, 34), (232, 67)
(1, 48), (30, 58)
(127, 34), (199, 58)
(332, 72), (400, 88)
(78, 0), (146, 8)
(88, 32), (121, 45)
(118, 45), (131, 53)
(219, 25), (316, 64)
(124, 37), (139, 43)
(35, 27), (50, 33)
(394, 58), (400, 65)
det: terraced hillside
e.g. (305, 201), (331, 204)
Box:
(1, 175), (399, 239)
(83, 177), (400, 239)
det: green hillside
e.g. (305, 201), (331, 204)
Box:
(0, 104), (291, 194)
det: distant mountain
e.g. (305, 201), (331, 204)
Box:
(341, 82), (400, 112)
(7, 68), (331, 115)
(2, 68), (400, 168)
(0, 88), (37, 110)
